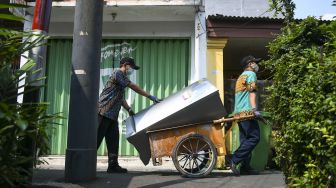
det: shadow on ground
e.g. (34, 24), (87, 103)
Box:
(33, 168), (284, 188)
(33, 169), (231, 188)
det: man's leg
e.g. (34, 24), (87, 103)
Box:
(238, 122), (252, 170)
(97, 114), (109, 149)
(230, 120), (260, 174)
(228, 121), (247, 175)
(105, 119), (119, 155)
(105, 119), (127, 173)
(238, 121), (248, 164)
(241, 120), (260, 174)
(241, 154), (252, 170)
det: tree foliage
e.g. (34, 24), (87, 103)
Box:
(268, 0), (296, 22)
(0, 3), (58, 187)
(262, 17), (336, 187)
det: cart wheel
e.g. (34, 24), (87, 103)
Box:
(172, 134), (217, 178)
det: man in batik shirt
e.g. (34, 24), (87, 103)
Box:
(97, 57), (160, 173)
(228, 55), (262, 176)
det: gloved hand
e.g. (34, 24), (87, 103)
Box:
(252, 108), (262, 118)
(254, 111), (262, 118)
(127, 108), (135, 116)
(147, 95), (162, 103)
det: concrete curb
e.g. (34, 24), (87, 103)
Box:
(36, 155), (178, 171)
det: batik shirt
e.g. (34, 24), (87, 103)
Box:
(98, 69), (131, 120)
(233, 70), (257, 115)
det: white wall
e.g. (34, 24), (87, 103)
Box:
(49, 21), (194, 38)
(205, 0), (280, 17)
(191, 10), (207, 83)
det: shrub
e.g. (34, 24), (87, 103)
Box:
(0, 3), (58, 187)
(262, 17), (336, 187)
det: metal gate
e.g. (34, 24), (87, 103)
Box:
(45, 38), (191, 156)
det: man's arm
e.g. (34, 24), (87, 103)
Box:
(250, 91), (261, 118)
(122, 100), (131, 110)
(128, 82), (150, 97)
(128, 82), (161, 103)
(246, 72), (258, 110)
(249, 92), (257, 109)
(122, 100), (135, 115)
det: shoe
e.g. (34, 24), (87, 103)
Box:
(225, 154), (233, 165)
(228, 161), (240, 176)
(107, 153), (128, 173)
(107, 164), (128, 173)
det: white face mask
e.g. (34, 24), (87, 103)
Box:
(251, 63), (259, 72)
(126, 67), (134, 76)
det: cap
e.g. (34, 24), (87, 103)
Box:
(240, 55), (262, 68)
(120, 57), (140, 70)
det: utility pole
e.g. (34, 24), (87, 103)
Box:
(65, 0), (104, 182)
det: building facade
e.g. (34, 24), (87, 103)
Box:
(21, 0), (206, 156)
(18, 0), (282, 159)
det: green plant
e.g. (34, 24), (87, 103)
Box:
(262, 17), (336, 187)
(268, 0), (296, 22)
(0, 3), (58, 187)
(0, 99), (55, 187)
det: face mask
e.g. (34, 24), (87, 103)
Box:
(126, 67), (134, 76)
(251, 63), (259, 72)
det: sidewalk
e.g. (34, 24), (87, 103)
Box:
(33, 156), (285, 188)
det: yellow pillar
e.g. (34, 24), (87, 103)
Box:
(206, 38), (227, 103)
(207, 38), (228, 169)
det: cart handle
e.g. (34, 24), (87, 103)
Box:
(212, 114), (256, 124)
(146, 115), (257, 134)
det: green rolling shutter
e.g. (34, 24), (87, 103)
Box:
(45, 38), (190, 156)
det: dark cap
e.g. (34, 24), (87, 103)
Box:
(120, 57), (140, 70)
(240, 55), (262, 68)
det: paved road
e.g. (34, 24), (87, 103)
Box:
(33, 156), (285, 188)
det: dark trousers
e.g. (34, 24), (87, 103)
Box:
(232, 119), (260, 167)
(97, 114), (119, 155)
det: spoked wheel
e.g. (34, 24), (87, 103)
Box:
(172, 134), (217, 178)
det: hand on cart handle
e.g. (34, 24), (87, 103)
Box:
(252, 108), (262, 118)
(148, 95), (162, 103)
(254, 111), (262, 118)
(127, 108), (135, 116)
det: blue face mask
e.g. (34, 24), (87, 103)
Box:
(126, 67), (134, 76)
(251, 63), (259, 72)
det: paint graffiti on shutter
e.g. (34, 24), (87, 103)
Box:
(99, 42), (138, 138)
(100, 42), (136, 62)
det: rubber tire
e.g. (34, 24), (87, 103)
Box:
(172, 134), (217, 178)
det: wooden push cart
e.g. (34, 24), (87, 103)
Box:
(146, 113), (255, 178)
